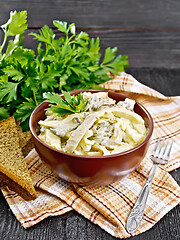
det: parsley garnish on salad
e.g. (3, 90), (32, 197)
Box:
(43, 91), (88, 116)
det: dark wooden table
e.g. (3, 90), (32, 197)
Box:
(0, 1), (180, 239)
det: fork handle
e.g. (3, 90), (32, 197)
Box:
(126, 163), (158, 233)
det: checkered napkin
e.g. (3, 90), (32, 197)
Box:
(1, 73), (180, 238)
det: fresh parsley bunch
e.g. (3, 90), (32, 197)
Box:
(0, 10), (129, 130)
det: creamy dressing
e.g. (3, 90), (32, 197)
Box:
(38, 92), (147, 156)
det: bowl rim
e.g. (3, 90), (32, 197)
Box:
(29, 89), (154, 160)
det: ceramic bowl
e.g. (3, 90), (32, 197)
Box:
(29, 89), (153, 186)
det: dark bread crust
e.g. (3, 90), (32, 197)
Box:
(0, 172), (37, 200)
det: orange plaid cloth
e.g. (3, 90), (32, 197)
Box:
(1, 73), (180, 238)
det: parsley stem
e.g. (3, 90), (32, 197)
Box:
(0, 33), (7, 55)
(67, 34), (74, 43)
(33, 91), (38, 106)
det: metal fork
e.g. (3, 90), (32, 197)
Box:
(126, 137), (173, 233)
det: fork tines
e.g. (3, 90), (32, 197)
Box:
(150, 137), (173, 164)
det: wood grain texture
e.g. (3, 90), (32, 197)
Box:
(126, 68), (180, 95)
(0, 68), (179, 240)
(0, 1), (180, 68)
(1, 28), (180, 68)
(0, 0), (180, 29)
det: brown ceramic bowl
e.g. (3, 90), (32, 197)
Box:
(29, 89), (153, 186)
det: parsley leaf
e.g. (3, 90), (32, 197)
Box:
(1, 10), (27, 37)
(15, 98), (37, 130)
(43, 91), (88, 116)
(0, 11), (27, 55)
(3, 65), (24, 81)
(102, 47), (117, 64)
(0, 81), (19, 103)
(0, 107), (10, 121)
(53, 21), (68, 35)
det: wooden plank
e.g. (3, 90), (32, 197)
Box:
(126, 68), (180, 96)
(0, 1), (180, 68)
(0, 0), (180, 29)
(1, 28), (179, 68)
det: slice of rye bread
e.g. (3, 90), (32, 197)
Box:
(16, 123), (34, 157)
(0, 116), (37, 200)
(0, 122), (35, 200)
